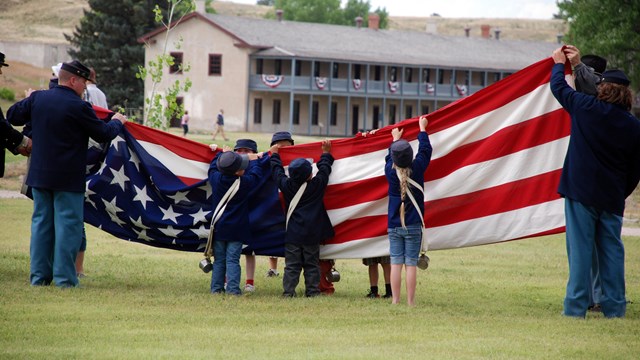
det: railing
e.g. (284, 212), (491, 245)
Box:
(249, 74), (484, 98)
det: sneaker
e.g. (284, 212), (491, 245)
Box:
(382, 293), (392, 299)
(244, 284), (255, 292)
(366, 290), (380, 298)
(266, 269), (279, 277)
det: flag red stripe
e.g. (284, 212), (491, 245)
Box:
(125, 122), (214, 163)
(425, 109), (569, 181)
(425, 170), (563, 227)
(328, 170), (563, 245)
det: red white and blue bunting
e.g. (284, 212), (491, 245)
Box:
(425, 83), (435, 94)
(352, 79), (362, 91)
(315, 77), (327, 90)
(261, 74), (284, 88)
(456, 84), (468, 96)
(388, 81), (399, 93)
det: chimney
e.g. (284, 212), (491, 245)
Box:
(464, 26), (470, 37)
(481, 24), (491, 39)
(426, 21), (437, 34)
(368, 13), (380, 30)
(494, 28), (501, 40)
(276, 9), (283, 22)
(195, 0), (205, 13)
(556, 33), (564, 44)
(355, 16), (363, 29)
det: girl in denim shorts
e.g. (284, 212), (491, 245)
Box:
(384, 115), (432, 306)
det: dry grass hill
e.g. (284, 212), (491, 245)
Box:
(0, 0), (566, 44)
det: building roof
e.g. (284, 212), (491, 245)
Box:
(142, 12), (558, 72)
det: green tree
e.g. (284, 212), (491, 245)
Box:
(274, 0), (343, 25)
(557, 0), (640, 90)
(65, 0), (191, 109)
(137, 0), (193, 129)
(272, 0), (388, 28)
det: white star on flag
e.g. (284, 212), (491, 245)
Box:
(159, 225), (183, 238)
(109, 165), (130, 191)
(133, 185), (153, 210)
(159, 204), (180, 224)
(189, 207), (210, 226)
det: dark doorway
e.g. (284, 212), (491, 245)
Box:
(351, 105), (360, 135)
(372, 105), (380, 130)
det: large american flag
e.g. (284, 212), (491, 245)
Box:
(85, 57), (571, 258)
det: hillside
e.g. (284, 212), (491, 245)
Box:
(0, 0), (566, 44)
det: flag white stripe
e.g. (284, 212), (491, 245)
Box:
(138, 141), (210, 179)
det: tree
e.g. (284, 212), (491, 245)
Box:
(274, 0), (343, 25)
(65, 0), (191, 110)
(272, 0), (388, 29)
(557, 0), (640, 90)
(137, 0), (194, 129)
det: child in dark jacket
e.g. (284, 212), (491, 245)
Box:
(208, 146), (270, 295)
(270, 139), (334, 297)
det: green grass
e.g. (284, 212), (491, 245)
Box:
(1, 197), (639, 359)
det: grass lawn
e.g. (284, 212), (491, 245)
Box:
(1, 196), (639, 359)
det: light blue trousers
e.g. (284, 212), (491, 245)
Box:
(30, 188), (84, 287)
(563, 198), (626, 318)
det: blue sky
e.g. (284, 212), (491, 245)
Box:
(226, 0), (560, 19)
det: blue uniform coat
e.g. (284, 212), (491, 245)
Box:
(7, 85), (123, 192)
(550, 63), (640, 216)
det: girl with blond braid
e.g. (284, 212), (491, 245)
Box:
(384, 115), (432, 306)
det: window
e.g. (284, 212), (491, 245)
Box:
(438, 69), (445, 84)
(405, 68), (412, 83)
(272, 100), (281, 124)
(275, 59), (282, 75)
(389, 67), (397, 82)
(256, 59), (263, 74)
(330, 102), (337, 126)
(405, 105), (413, 119)
(389, 104), (396, 125)
(293, 100), (300, 125)
(374, 66), (381, 81)
(208, 54), (222, 76)
(294, 60), (301, 76)
(169, 52), (183, 74)
(314, 62), (320, 77)
(312, 101), (319, 126)
(354, 64), (361, 79)
(332, 63), (339, 78)
(422, 69), (431, 83)
(421, 105), (430, 115)
(254, 98), (262, 124)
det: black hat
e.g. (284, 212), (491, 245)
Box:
(60, 60), (91, 81)
(271, 131), (294, 146)
(217, 152), (249, 175)
(601, 69), (630, 87)
(234, 139), (258, 153)
(0, 52), (8, 67)
(288, 158), (312, 183)
(390, 140), (413, 168)
(581, 55), (607, 75)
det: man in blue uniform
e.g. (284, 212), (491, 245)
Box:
(550, 47), (640, 318)
(0, 52), (31, 177)
(8, 60), (127, 287)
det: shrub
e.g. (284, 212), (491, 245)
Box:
(0, 87), (15, 101)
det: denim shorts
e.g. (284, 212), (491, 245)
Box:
(388, 224), (423, 266)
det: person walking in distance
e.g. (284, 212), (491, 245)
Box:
(213, 109), (228, 141)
